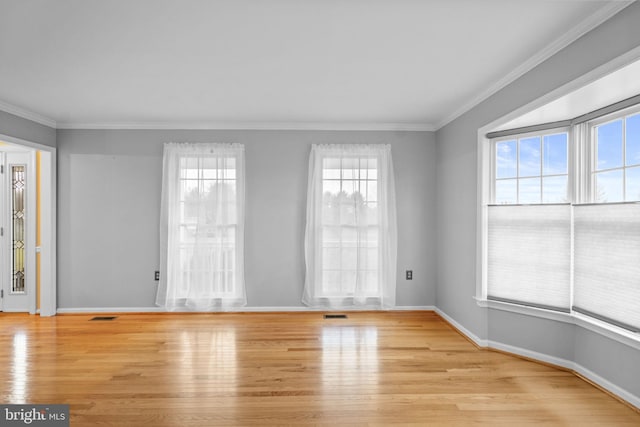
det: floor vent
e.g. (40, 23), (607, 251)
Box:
(90, 316), (117, 321)
(324, 314), (348, 319)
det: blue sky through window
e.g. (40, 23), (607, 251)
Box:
(519, 137), (541, 177)
(495, 132), (568, 204)
(626, 113), (640, 166)
(593, 113), (640, 202)
(543, 133), (567, 175)
(597, 119), (623, 170)
(496, 140), (517, 178)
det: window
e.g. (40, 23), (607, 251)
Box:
(484, 104), (640, 332)
(488, 130), (571, 311)
(303, 144), (397, 308)
(573, 109), (640, 331)
(157, 143), (246, 310)
(494, 131), (569, 204)
(592, 111), (640, 202)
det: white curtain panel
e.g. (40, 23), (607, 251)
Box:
(302, 144), (397, 309)
(157, 143), (246, 310)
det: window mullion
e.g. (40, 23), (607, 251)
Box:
(516, 138), (520, 203)
(622, 117), (627, 201)
(539, 137), (544, 203)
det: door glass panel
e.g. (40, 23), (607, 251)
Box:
(12, 165), (26, 294)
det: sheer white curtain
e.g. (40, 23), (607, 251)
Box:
(157, 143), (246, 310)
(303, 144), (397, 308)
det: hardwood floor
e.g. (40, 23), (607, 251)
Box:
(1, 311), (638, 426)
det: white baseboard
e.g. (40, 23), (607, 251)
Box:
(573, 364), (640, 410)
(487, 339), (575, 371)
(56, 305), (435, 314)
(434, 307), (489, 347)
(435, 307), (640, 411)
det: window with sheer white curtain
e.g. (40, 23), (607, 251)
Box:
(302, 144), (397, 309)
(157, 143), (246, 310)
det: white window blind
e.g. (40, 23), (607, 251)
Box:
(487, 204), (571, 311)
(573, 203), (640, 332)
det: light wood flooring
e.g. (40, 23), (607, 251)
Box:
(1, 311), (638, 426)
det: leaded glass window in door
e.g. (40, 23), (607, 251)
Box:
(11, 165), (25, 294)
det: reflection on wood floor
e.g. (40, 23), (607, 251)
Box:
(1, 311), (638, 426)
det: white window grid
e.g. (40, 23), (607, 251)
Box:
(490, 128), (570, 205)
(177, 155), (238, 297)
(319, 155), (380, 298)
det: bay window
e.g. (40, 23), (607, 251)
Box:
(485, 103), (640, 333)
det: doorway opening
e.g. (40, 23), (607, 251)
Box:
(0, 136), (56, 316)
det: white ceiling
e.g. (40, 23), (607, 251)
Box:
(0, 0), (632, 130)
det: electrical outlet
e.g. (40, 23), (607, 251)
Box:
(154, 271), (160, 281)
(406, 270), (413, 280)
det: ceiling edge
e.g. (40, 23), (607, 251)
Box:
(0, 100), (57, 128)
(55, 121), (436, 132)
(432, 1), (634, 131)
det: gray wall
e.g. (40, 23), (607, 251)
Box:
(436, 3), (640, 399)
(56, 129), (436, 309)
(0, 110), (56, 147)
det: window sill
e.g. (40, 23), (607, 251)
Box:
(475, 297), (640, 351)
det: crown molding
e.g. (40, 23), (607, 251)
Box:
(55, 121), (436, 132)
(0, 100), (57, 128)
(434, 1), (634, 131)
(2, 2), (630, 134)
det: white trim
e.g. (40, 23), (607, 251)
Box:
(58, 307), (166, 314)
(435, 1), (634, 130)
(38, 150), (56, 316)
(0, 100), (57, 128)
(437, 306), (640, 410)
(573, 363), (640, 410)
(393, 305), (436, 311)
(434, 307), (488, 347)
(476, 298), (640, 351)
(487, 339), (575, 370)
(55, 121), (435, 132)
(26, 151), (36, 314)
(487, 338), (640, 410)
(475, 297), (574, 325)
(573, 312), (640, 351)
(56, 305), (436, 314)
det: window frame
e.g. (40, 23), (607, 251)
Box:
(177, 154), (239, 299)
(319, 154), (381, 299)
(586, 104), (640, 203)
(490, 127), (571, 205)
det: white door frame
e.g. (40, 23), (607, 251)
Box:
(0, 134), (56, 316)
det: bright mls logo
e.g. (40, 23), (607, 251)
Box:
(1, 405), (69, 426)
